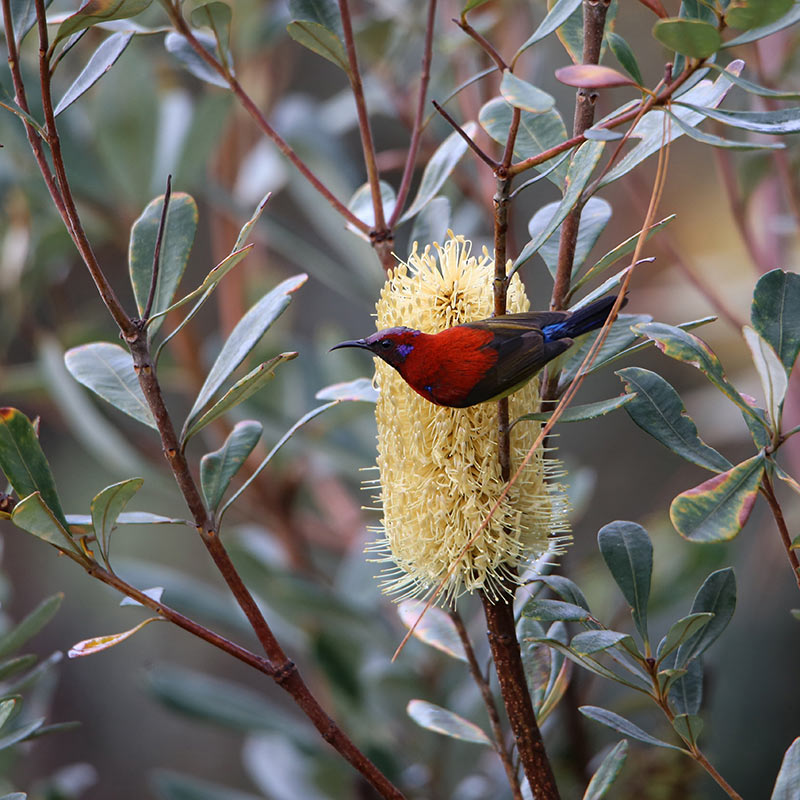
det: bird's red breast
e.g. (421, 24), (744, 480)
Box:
(397, 327), (498, 407)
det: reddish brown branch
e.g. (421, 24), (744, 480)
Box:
(760, 473), (800, 593)
(432, 100), (498, 169)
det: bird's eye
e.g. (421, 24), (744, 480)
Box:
(379, 339), (393, 350)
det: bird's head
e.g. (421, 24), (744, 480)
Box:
(331, 326), (422, 368)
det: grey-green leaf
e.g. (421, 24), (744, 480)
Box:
(64, 342), (156, 429)
(129, 192), (198, 335)
(10, 0), (54, 45)
(652, 19), (722, 58)
(571, 630), (633, 656)
(200, 420), (262, 512)
(657, 613), (713, 663)
(185, 274), (307, 429)
(286, 0), (348, 72)
(669, 658), (703, 715)
(751, 269), (800, 374)
(675, 103), (800, 134)
(516, 394), (635, 424)
(55, 0), (152, 44)
(598, 521), (652, 645)
(408, 197), (451, 251)
(515, 0), (583, 57)
(580, 706), (686, 751)
(771, 737), (800, 800)
(90, 477), (144, 563)
(11, 493), (75, 550)
(164, 31), (228, 88)
(190, 2), (232, 63)
(54, 32), (134, 116)
(528, 575), (591, 611)
(606, 31), (643, 86)
(672, 713), (703, 746)
(665, 108), (785, 150)
(523, 598), (593, 623)
(397, 600), (467, 662)
(743, 325), (787, 427)
(399, 125), (477, 222)
(583, 740), (629, 800)
(0, 594), (63, 659)
(616, 367), (733, 473)
(500, 71), (555, 113)
(406, 700), (491, 745)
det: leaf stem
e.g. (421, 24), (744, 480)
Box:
(760, 472), (800, 592)
(432, 100), (498, 169)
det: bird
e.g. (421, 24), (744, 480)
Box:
(331, 294), (623, 408)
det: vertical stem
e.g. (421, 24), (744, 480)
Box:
(761, 473), (800, 592)
(550, 0), (612, 313)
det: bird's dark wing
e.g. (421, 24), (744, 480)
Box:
(476, 311), (571, 330)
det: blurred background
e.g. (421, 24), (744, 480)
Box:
(1, 1), (799, 798)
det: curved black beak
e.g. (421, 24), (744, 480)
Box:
(330, 338), (371, 352)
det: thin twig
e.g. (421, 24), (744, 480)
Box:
(143, 175), (172, 321)
(389, 0), (438, 227)
(760, 472), (800, 592)
(432, 100), (498, 169)
(449, 610), (522, 800)
(454, 16), (507, 72)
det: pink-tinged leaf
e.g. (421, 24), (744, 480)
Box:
(670, 454), (766, 542)
(68, 617), (161, 658)
(555, 64), (638, 89)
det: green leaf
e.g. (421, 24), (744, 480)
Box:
(528, 575), (591, 611)
(54, 32), (134, 116)
(599, 62), (742, 187)
(516, 394), (635, 424)
(665, 108), (785, 150)
(164, 31), (228, 88)
(675, 568), (736, 665)
(583, 740), (629, 800)
(152, 772), (263, 800)
(0, 793), (26, 800)
(11, 493), (75, 550)
(185, 275), (307, 430)
(397, 601), (467, 661)
(523, 598), (593, 623)
(580, 706), (686, 751)
(399, 125), (477, 222)
(772, 737), (800, 800)
(724, 3), (800, 46)
(90, 477), (144, 563)
(725, 0), (793, 30)
(183, 353), (297, 442)
(68, 512), (188, 526)
(347, 181), (396, 236)
(0, 408), (68, 529)
(571, 215), (675, 297)
(68, 617), (160, 658)
(515, 0), (583, 57)
(657, 613), (713, 663)
(408, 197), (450, 250)
(669, 658), (703, 715)
(0, 699), (16, 731)
(743, 326), (787, 427)
(670, 454), (766, 542)
(479, 98), (568, 187)
(190, 2), (232, 64)
(64, 342), (156, 429)
(0, 718), (45, 752)
(9, 0), (54, 45)
(606, 31), (644, 86)
(286, 0), (348, 72)
(463, 0), (492, 10)
(528, 196), (612, 278)
(55, 0), (152, 43)
(315, 377), (379, 402)
(571, 630), (633, 656)
(200, 420), (262, 512)
(597, 521), (652, 644)
(616, 367), (733, 472)
(632, 322), (767, 427)
(676, 103), (800, 134)
(653, 18), (722, 57)
(705, 63), (800, 99)
(513, 140), (606, 274)
(129, 192), (198, 334)
(672, 713), (703, 746)
(500, 71), (555, 113)
(0, 594), (63, 659)
(751, 269), (800, 373)
(0, 655), (37, 681)
(406, 700), (491, 745)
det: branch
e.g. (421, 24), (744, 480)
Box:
(454, 15), (507, 72)
(760, 472), (800, 593)
(432, 100), (498, 169)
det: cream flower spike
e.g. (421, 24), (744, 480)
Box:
(366, 234), (571, 605)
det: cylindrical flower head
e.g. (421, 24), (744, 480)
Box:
(368, 235), (570, 604)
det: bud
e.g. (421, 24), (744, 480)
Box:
(367, 235), (570, 604)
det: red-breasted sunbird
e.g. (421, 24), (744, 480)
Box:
(331, 294), (622, 408)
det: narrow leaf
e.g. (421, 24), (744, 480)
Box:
(0, 718), (45, 751)
(772, 737), (800, 800)
(571, 630), (633, 656)
(67, 511), (188, 526)
(10, 0), (54, 45)
(11, 493), (75, 550)
(666, 108), (785, 150)
(751, 269), (800, 373)
(64, 342), (156, 429)
(580, 706), (686, 751)
(90, 477), (144, 563)
(409, 197), (450, 250)
(346, 181), (396, 238)
(397, 601), (467, 662)
(500, 71), (555, 113)
(675, 102), (800, 134)
(705, 63), (800, 99)
(670, 454), (766, 542)
(616, 367), (733, 472)
(0, 594), (63, 658)
(528, 574), (591, 611)
(400, 125), (477, 222)
(669, 658), (704, 715)
(68, 617), (161, 657)
(164, 31), (228, 88)
(515, 0), (583, 57)
(657, 613), (713, 663)
(315, 377), (379, 402)
(200, 420), (262, 512)
(183, 354), (297, 442)
(516, 394), (635, 424)
(406, 700), (491, 745)
(583, 740), (629, 800)
(743, 326), (787, 427)
(0, 408), (68, 528)
(185, 274), (307, 430)
(523, 598), (593, 623)
(55, 0), (151, 43)
(606, 31), (644, 85)
(598, 521), (652, 644)
(54, 32), (134, 116)
(672, 713), (703, 746)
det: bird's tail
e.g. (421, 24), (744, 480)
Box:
(542, 295), (623, 341)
